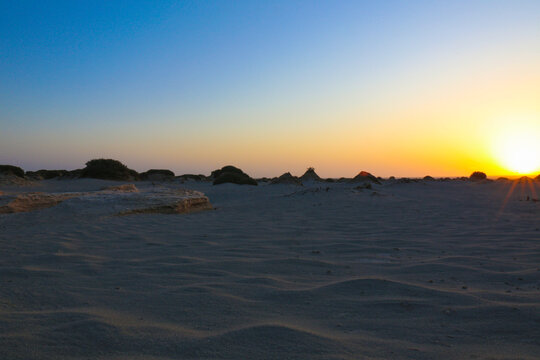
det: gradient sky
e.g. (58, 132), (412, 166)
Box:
(1, 0), (539, 177)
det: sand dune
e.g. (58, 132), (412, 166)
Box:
(1, 178), (539, 359)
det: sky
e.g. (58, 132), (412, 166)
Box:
(1, 0), (539, 178)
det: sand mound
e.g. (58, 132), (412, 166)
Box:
(351, 171), (381, 184)
(299, 167), (321, 181)
(0, 174), (36, 186)
(101, 184), (139, 193)
(0, 192), (78, 214)
(271, 172), (302, 185)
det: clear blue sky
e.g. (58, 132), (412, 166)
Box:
(1, 1), (539, 176)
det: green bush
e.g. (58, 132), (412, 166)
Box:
(0, 165), (25, 178)
(80, 159), (139, 181)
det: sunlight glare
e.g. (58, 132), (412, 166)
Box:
(493, 125), (540, 175)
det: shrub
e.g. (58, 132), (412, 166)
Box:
(80, 159), (139, 181)
(213, 172), (257, 186)
(67, 169), (83, 178)
(211, 165), (244, 179)
(469, 171), (487, 181)
(140, 169), (175, 181)
(271, 172), (302, 185)
(30, 170), (69, 180)
(0, 165), (25, 178)
(177, 174), (207, 181)
(211, 165), (257, 185)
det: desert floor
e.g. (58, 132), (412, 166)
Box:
(1, 178), (539, 359)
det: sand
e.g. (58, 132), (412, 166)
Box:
(0, 178), (539, 359)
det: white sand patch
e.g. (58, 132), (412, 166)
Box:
(0, 179), (539, 359)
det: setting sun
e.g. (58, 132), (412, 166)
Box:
(493, 126), (540, 175)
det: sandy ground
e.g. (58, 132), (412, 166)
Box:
(0, 178), (539, 359)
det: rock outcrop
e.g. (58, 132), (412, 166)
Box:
(0, 186), (212, 215)
(0, 192), (79, 214)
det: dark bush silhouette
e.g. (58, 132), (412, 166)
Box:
(80, 159), (139, 181)
(213, 172), (257, 185)
(26, 169), (69, 180)
(352, 171), (381, 184)
(271, 172), (302, 185)
(211, 165), (244, 179)
(423, 175), (435, 181)
(0, 165), (25, 178)
(140, 169), (175, 181)
(300, 167), (321, 181)
(178, 174), (207, 181)
(535, 174), (540, 182)
(516, 176), (532, 183)
(67, 169), (83, 178)
(211, 165), (257, 185)
(469, 171), (487, 181)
